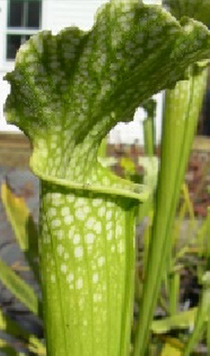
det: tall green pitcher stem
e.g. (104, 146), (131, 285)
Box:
(133, 65), (208, 356)
(39, 180), (137, 356)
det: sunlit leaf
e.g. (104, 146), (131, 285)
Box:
(1, 183), (39, 281)
(160, 340), (182, 356)
(120, 157), (136, 175)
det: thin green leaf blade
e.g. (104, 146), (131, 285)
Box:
(0, 258), (39, 315)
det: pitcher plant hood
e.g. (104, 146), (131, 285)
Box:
(163, 0), (210, 26)
(4, 0), (210, 199)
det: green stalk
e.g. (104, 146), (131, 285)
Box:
(40, 181), (138, 356)
(133, 64), (209, 356)
(183, 209), (210, 355)
(169, 271), (180, 316)
(140, 98), (157, 222)
(207, 320), (210, 356)
(207, 266), (210, 356)
(196, 214), (208, 281)
(143, 116), (154, 156)
(142, 212), (153, 277)
(143, 98), (156, 157)
(183, 272), (210, 356)
(4, 1), (210, 355)
(182, 183), (195, 223)
(206, 207), (210, 270)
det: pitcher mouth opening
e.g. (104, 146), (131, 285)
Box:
(32, 162), (150, 204)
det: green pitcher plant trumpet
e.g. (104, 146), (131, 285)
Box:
(134, 2), (210, 355)
(134, 61), (209, 356)
(4, 1), (210, 355)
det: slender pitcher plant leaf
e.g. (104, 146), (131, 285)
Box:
(142, 211), (153, 277)
(206, 207), (210, 270)
(169, 271), (180, 316)
(1, 183), (39, 281)
(143, 116), (155, 156)
(182, 183), (195, 222)
(207, 322), (210, 356)
(4, 1), (210, 356)
(134, 64), (209, 355)
(204, 210), (210, 355)
(143, 98), (157, 156)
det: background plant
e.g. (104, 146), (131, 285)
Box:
(0, 182), (45, 356)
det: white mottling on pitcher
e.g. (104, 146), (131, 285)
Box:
(74, 246), (83, 258)
(57, 244), (65, 256)
(76, 278), (83, 289)
(61, 206), (70, 216)
(85, 233), (95, 244)
(92, 273), (99, 283)
(51, 274), (56, 283)
(61, 264), (67, 273)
